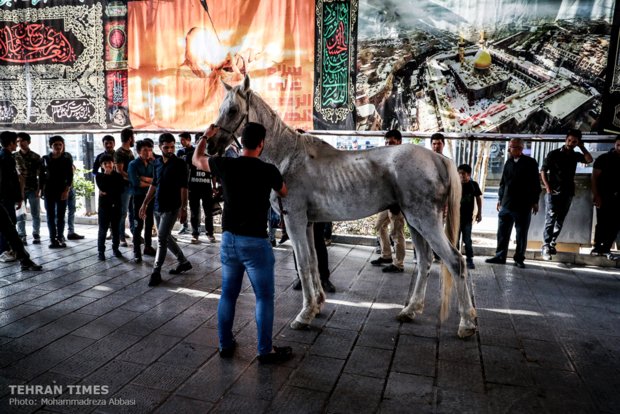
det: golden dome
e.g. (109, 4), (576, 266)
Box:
(473, 49), (492, 70)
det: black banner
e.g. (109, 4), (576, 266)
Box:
(601, 2), (620, 134)
(0, 0), (129, 130)
(313, 0), (358, 130)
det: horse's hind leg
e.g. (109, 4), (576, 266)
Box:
(307, 223), (325, 307)
(398, 225), (432, 322)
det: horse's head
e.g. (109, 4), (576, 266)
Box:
(207, 74), (252, 156)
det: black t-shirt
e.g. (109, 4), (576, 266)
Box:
(209, 156), (284, 238)
(152, 156), (189, 212)
(541, 147), (586, 196)
(460, 180), (482, 223)
(114, 147), (135, 184)
(593, 149), (620, 199)
(181, 146), (212, 190)
(42, 153), (73, 198)
(96, 171), (124, 209)
(0, 149), (21, 202)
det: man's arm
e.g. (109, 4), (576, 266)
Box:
(578, 141), (593, 164)
(475, 195), (482, 222)
(178, 187), (188, 223)
(276, 182), (288, 198)
(193, 124), (219, 172)
(540, 170), (551, 194)
(139, 185), (156, 219)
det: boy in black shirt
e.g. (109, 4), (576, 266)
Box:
(95, 155), (124, 260)
(458, 164), (482, 269)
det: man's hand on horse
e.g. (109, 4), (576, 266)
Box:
(203, 124), (219, 139)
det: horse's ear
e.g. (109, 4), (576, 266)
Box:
(242, 74), (250, 92)
(221, 79), (233, 91)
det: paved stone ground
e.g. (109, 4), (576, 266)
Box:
(0, 224), (619, 414)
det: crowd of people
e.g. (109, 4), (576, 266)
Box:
(0, 126), (619, 363)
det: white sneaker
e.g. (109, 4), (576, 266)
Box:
(0, 251), (17, 263)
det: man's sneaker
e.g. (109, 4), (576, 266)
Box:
(548, 246), (557, 255)
(32, 234), (40, 245)
(58, 235), (66, 243)
(169, 261), (192, 275)
(257, 346), (293, 364)
(207, 235), (217, 243)
(514, 260), (526, 269)
(148, 271), (162, 287)
(590, 249), (605, 257)
(190, 235), (201, 244)
(134, 255), (142, 264)
(382, 264), (404, 273)
(112, 249), (123, 258)
(143, 246), (156, 256)
(58, 240), (67, 248)
(178, 227), (190, 235)
(541, 245), (552, 261)
(49, 240), (62, 249)
(370, 257), (392, 266)
(321, 279), (336, 293)
(605, 252), (619, 261)
(67, 233), (84, 240)
(98, 252), (106, 261)
(21, 259), (42, 271)
(466, 259), (475, 270)
(219, 340), (237, 358)
(485, 256), (506, 264)
(0, 251), (17, 263)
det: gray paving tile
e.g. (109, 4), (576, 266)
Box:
(392, 335), (436, 377)
(267, 385), (328, 414)
(96, 384), (168, 414)
(309, 327), (358, 359)
(154, 396), (213, 414)
(288, 354), (344, 392)
(326, 373), (384, 414)
(131, 362), (194, 391)
(117, 333), (181, 365)
(228, 364), (293, 401)
(343, 345), (392, 379)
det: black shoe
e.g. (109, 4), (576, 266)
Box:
(466, 259), (475, 270)
(257, 346), (293, 364)
(58, 236), (66, 243)
(49, 240), (61, 249)
(590, 249), (605, 257)
(113, 249), (123, 258)
(32, 235), (40, 245)
(370, 257), (392, 266)
(148, 272), (162, 286)
(292, 278), (302, 290)
(548, 246), (557, 255)
(514, 260), (526, 269)
(21, 259), (42, 271)
(98, 252), (106, 261)
(382, 264), (404, 273)
(485, 256), (506, 264)
(606, 252), (619, 261)
(219, 340), (237, 358)
(279, 234), (289, 244)
(67, 233), (84, 240)
(134, 255), (142, 263)
(271, 239), (276, 247)
(143, 246), (156, 256)
(169, 261), (192, 274)
(321, 279), (336, 293)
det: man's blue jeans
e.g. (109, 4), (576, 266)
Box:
(119, 187), (134, 238)
(16, 190), (41, 237)
(67, 187), (76, 234)
(153, 210), (188, 272)
(219, 231), (275, 356)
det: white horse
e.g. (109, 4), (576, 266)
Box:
(206, 75), (477, 338)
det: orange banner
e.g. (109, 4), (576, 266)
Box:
(128, 0), (315, 131)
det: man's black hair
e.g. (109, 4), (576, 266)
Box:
(566, 128), (582, 141)
(136, 139), (153, 151)
(457, 164), (472, 174)
(102, 135), (115, 143)
(99, 154), (114, 164)
(48, 135), (64, 147)
(431, 132), (445, 143)
(179, 132), (191, 140)
(120, 127), (134, 143)
(241, 122), (266, 150)
(16, 132), (31, 143)
(194, 132), (203, 142)
(385, 129), (402, 141)
(0, 131), (17, 147)
(159, 132), (175, 145)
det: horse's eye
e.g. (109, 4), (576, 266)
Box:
(229, 107), (238, 115)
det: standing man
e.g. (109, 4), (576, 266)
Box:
(139, 133), (192, 286)
(540, 129), (592, 260)
(93, 135), (116, 176)
(590, 136), (620, 259)
(370, 130), (407, 273)
(486, 138), (541, 268)
(0, 131), (23, 262)
(41, 136), (73, 248)
(193, 122), (292, 364)
(65, 163), (85, 241)
(14, 132), (43, 245)
(115, 127), (135, 247)
(128, 140), (156, 262)
(177, 132), (193, 235)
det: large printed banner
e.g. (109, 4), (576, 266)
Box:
(127, 0), (315, 131)
(357, 0), (616, 134)
(0, 0), (129, 130)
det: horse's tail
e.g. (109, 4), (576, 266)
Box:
(440, 158), (462, 322)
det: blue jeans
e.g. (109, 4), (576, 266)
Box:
(119, 187), (134, 239)
(543, 193), (572, 247)
(460, 220), (473, 259)
(153, 210), (188, 272)
(16, 190), (41, 237)
(219, 231), (275, 355)
(45, 197), (67, 242)
(495, 207), (532, 262)
(67, 187), (76, 234)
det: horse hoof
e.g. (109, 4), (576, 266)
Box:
(396, 311), (415, 323)
(290, 320), (310, 330)
(457, 326), (476, 338)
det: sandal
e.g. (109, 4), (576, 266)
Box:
(257, 346), (293, 364)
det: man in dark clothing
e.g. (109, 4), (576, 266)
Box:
(93, 135), (116, 176)
(193, 122), (292, 364)
(14, 132), (43, 245)
(591, 136), (620, 259)
(540, 129), (592, 260)
(0, 202), (42, 271)
(41, 136), (73, 248)
(458, 164), (482, 269)
(139, 133), (192, 286)
(486, 138), (541, 268)
(0, 131), (23, 262)
(176, 132), (193, 235)
(128, 140), (156, 262)
(95, 155), (124, 260)
(115, 128), (135, 246)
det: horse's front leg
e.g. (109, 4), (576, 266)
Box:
(398, 226), (433, 322)
(285, 216), (322, 330)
